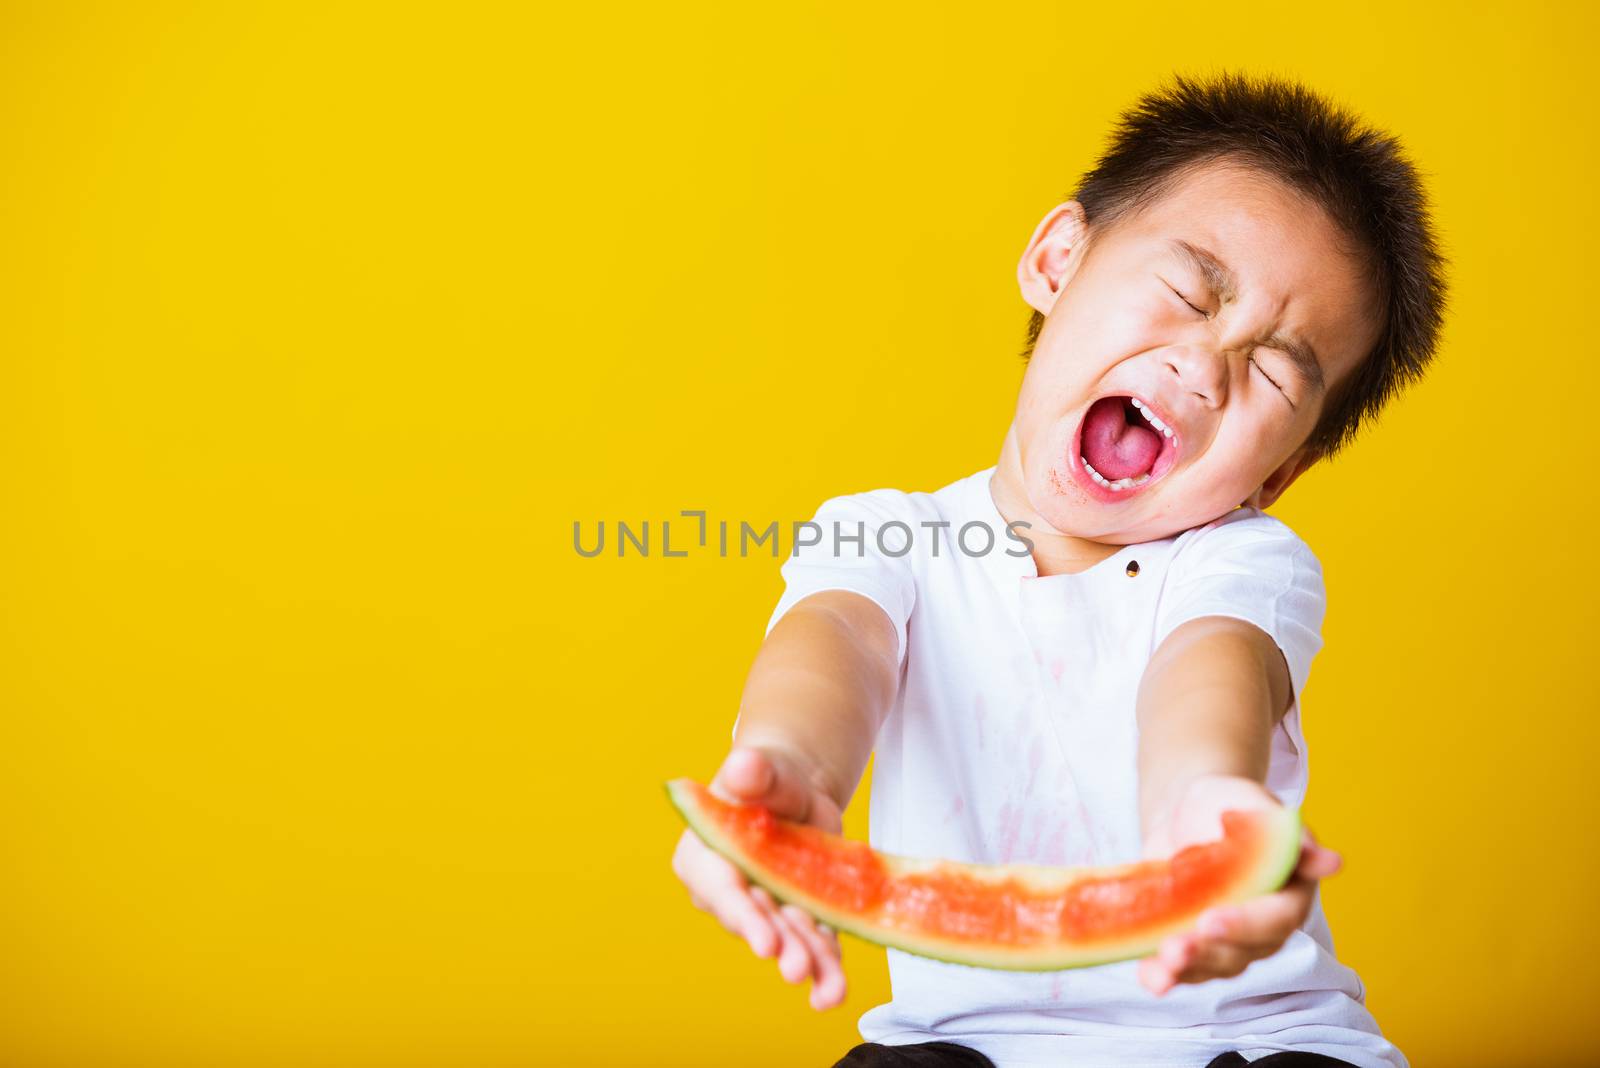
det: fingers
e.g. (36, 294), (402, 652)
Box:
(671, 830), (778, 958)
(748, 887), (847, 1011)
(1187, 826), (1342, 959)
(1174, 933), (1254, 984)
(1140, 831), (1342, 996)
(1195, 886), (1308, 953)
(1141, 785), (1347, 996)
(1141, 890), (1311, 992)
(750, 887), (811, 984)
(712, 747), (817, 825)
(675, 749), (849, 1005)
(1136, 954), (1176, 996)
(1137, 930), (1251, 995)
(1137, 932), (1196, 996)
(1295, 829), (1343, 880)
(782, 904), (847, 1010)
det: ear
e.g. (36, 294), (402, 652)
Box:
(1017, 201), (1089, 316)
(1244, 445), (1319, 510)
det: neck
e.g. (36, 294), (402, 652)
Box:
(992, 425), (1126, 578)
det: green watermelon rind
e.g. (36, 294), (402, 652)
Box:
(667, 779), (1303, 972)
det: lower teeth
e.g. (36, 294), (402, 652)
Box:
(1083, 456), (1150, 491)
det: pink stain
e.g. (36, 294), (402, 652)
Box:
(944, 794), (966, 822)
(1049, 658), (1066, 685)
(1049, 974), (1064, 1001)
(1053, 787), (1099, 866)
(1041, 820), (1068, 866)
(1067, 824), (1107, 867)
(1025, 736), (1044, 794)
(994, 802), (1024, 864)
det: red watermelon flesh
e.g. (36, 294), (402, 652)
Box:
(667, 779), (1301, 970)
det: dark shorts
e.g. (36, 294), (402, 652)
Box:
(832, 1040), (1359, 1067)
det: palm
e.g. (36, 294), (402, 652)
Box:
(1136, 772), (1341, 997)
(1145, 773), (1281, 860)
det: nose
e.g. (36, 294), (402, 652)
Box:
(1162, 344), (1229, 409)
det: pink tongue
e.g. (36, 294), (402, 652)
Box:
(1082, 397), (1161, 480)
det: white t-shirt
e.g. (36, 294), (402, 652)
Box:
(763, 467), (1406, 1068)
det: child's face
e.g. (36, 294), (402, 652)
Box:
(1007, 160), (1381, 544)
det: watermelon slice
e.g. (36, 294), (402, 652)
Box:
(667, 778), (1301, 971)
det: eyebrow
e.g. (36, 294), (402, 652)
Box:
(1170, 239), (1327, 396)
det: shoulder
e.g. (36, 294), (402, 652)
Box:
(1168, 506), (1324, 577)
(1156, 507), (1327, 638)
(771, 472), (993, 656)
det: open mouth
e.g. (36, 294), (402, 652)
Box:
(1071, 395), (1181, 496)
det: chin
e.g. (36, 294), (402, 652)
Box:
(1031, 456), (1235, 544)
(1029, 463), (1132, 541)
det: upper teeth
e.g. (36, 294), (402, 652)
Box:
(1131, 398), (1174, 437)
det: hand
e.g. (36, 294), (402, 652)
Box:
(670, 745), (848, 1009)
(1136, 773), (1343, 997)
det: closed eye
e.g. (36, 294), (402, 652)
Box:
(1166, 283), (1209, 319)
(1250, 355), (1288, 397)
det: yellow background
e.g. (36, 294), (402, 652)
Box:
(0, 3), (1594, 1065)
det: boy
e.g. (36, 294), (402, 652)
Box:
(672, 73), (1443, 1068)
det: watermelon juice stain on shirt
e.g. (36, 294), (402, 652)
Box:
(762, 467), (1405, 1068)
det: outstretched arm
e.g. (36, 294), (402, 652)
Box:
(1134, 615), (1343, 996)
(732, 589), (901, 812)
(670, 589), (900, 1010)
